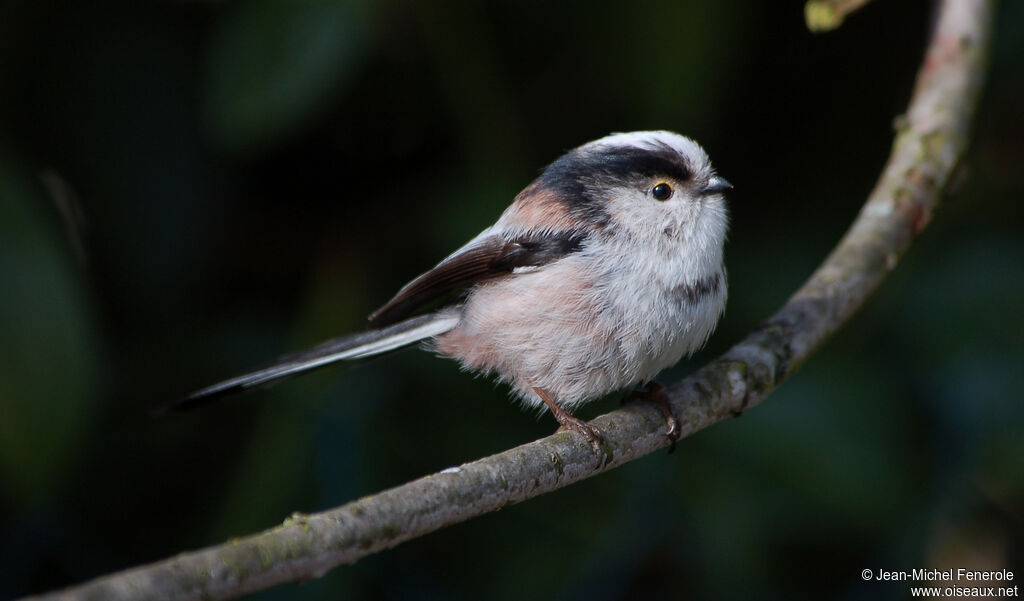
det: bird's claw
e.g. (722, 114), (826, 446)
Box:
(623, 381), (681, 453)
(556, 417), (608, 465)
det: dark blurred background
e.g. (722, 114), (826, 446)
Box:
(1, 1), (1022, 599)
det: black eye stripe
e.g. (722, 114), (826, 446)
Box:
(536, 140), (695, 226)
(586, 145), (693, 183)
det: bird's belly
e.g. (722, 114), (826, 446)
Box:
(434, 260), (722, 411)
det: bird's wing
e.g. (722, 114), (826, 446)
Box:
(368, 229), (587, 327)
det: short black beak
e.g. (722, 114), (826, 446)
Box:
(702, 175), (733, 195)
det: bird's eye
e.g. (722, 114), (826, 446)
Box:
(651, 182), (674, 201)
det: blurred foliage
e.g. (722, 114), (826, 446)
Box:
(203, 0), (371, 153)
(0, 153), (98, 502)
(1, 1), (1022, 600)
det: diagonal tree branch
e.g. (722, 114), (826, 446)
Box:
(25, 0), (994, 599)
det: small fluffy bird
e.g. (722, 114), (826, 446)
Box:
(172, 131), (731, 455)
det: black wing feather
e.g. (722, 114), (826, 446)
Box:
(368, 230), (586, 327)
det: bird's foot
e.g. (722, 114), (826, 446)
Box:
(534, 387), (608, 465)
(622, 381), (681, 453)
(553, 413), (606, 461)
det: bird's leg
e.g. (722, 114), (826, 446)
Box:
(622, 381), (681, 452)
(533, 387), (606, 463)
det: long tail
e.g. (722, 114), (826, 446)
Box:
(159, 311), (460, 414)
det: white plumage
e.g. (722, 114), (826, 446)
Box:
(437, 131), (728, 411)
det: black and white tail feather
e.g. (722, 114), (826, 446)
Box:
(164, 219), (589, 414)
(160, 311), (459, 414)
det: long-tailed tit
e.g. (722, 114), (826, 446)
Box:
(169, 131), (732, 457)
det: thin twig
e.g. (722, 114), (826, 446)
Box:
(24, 0), (994, 599)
